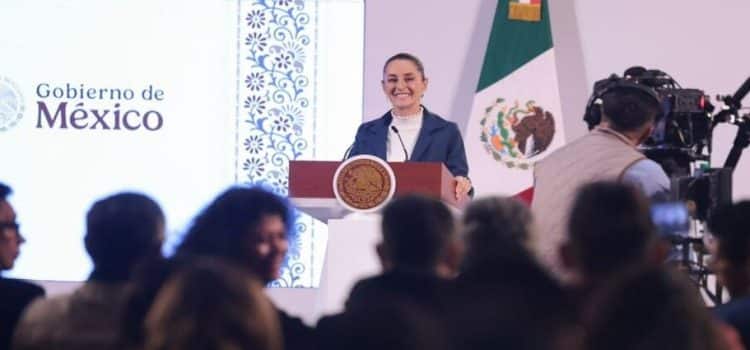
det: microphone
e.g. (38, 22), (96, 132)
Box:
(390, 126), (409, 161)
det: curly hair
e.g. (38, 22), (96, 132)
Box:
(176, 186), (293, 266)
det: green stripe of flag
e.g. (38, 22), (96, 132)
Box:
(476, 0), (552, 92)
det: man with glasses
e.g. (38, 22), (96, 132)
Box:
(0, 182), (44, 349)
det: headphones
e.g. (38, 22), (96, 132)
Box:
(583, 74), (663, 130)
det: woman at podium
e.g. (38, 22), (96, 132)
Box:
(348, 52), (472, 199)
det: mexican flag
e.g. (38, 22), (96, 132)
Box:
(464, 0), (566, 198)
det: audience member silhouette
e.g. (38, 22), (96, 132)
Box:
(0, 182), (44, 350)
(348, 194), (459, 309)
(446, 196), (579, 350)
(13, 192), (164, 350)
(177, 186), (310, 349)
(120, 186), (311, 350)
(118, 257), (185, 350)
(583, 266), (731, 350)
(560, 181), (667, 300)
(710, 201), (750, 349)
(317, 298), (449, 350)
(142, 258), (282, 350)
(7, 182), (746, 350)
(316, 195), (460, 349)
(176, 187), (291, 283)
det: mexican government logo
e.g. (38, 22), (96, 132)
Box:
(480, 98), (556, 170)
(0, 76), (25, 132)
(333, 155), (396, 213)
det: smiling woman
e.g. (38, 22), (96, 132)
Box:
(348, 53), (473, 199)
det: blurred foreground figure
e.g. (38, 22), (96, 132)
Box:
(14, 192), (164, 350)
(143, 258), (282, 350)
(0, 182), (44, 350)
(120, 187), (311, 350)
(560, 181), (667, 300)
(710, 201), (750, 349)
(584, 266), (733, 350)
(446, 196), (579, 350)
(316, 195), (460, 350)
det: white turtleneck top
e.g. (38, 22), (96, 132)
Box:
(387, 108), (424, 162)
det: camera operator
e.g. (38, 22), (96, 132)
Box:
(531, 80), (670, 277)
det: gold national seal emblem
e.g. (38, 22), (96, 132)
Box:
(333, 155), (396, 212)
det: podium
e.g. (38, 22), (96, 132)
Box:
(288, 160), (464, 317)
(290, 160), (463, 220)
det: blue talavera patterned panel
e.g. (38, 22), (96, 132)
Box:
(237, 0), (323, 288)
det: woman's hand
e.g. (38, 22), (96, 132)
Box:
(455, 176), (472, 200)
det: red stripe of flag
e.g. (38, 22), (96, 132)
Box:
(513, 186), (534, 206)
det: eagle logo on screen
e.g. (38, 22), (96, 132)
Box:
(333, 155), (396, 213)
(479, 98), (555, 170)
(0, 76), (25, 132)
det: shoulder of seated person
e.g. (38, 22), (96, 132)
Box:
(716, 297), (750, 318)
(18, 294), (71, 323)
(0, 278), (44, 295)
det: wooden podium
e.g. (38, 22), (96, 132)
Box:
(288, 160), (464, 318)
(289, 160), (464, 220)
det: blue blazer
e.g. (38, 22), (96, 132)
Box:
(349, 107), (470, 178)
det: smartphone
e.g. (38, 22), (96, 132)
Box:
(651, 202), (690, 236)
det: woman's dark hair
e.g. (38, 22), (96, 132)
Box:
(0, 182), (11, 201)
(383, 52), (426, 79)
(176, 186), (293, 265)
(121, 187), (292, 349)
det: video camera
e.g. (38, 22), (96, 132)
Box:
(583, 67), (750, 304)
(583, 67), (715, 177)
(583, 67), (749, 219)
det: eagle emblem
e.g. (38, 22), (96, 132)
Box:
(0, 76), (25, 132)
(333, 155), (396, 212)
(479, 98), (555, 169)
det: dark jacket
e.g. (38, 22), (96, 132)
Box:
(315, 269), (451, 350)
(0, 277), (44, 349)
(277, 307), (313, 350)
(343, 268), (450, 312)
(446, 257), (575, 350)
(349, 108), (469, 178)
(715, 296), (750, 350)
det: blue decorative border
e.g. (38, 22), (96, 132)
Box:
(238, 0), (316, 288)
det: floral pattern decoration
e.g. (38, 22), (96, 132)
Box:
(238, 0), (317, 288)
